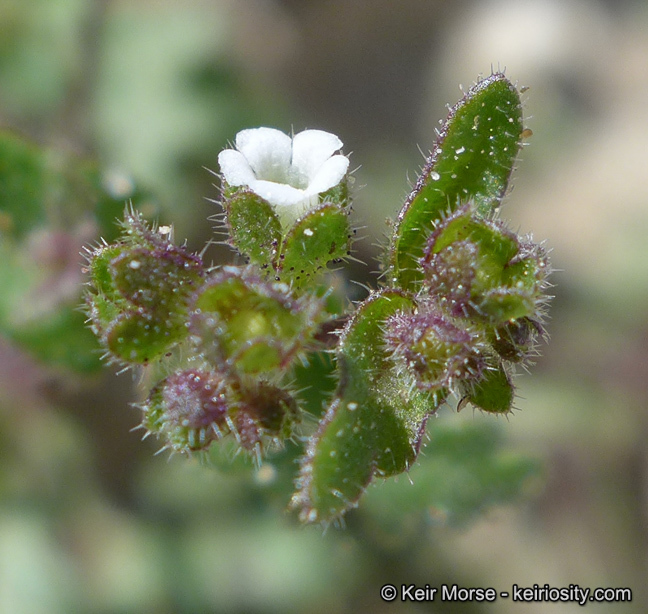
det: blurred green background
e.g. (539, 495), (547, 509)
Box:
(1, 1), (647, 612)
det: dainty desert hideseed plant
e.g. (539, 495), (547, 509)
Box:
(83, 73), (551, 525)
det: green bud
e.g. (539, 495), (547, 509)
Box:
(143, 369), (230, 452)
(190, 267), (323, 373)
(233, 381), (299, 451)
(490, 317), (544, 363)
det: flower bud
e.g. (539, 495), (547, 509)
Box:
(385, 309), (485, 390)
(421, 208), (548, 325)
(189, 267), (322, 373)
(143, 369), (230, 452)
(141, 370), (298, 455)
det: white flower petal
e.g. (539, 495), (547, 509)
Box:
(235, 128), (292, 182)
(218, 149), (256, 186)
(292, 130), (344, 180)
(306, 155), (349, 195)
(219, 126), (349, 229)
(250, 180), (314, 227)
(249, 180), (306, 208)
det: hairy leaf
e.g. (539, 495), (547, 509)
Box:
(292, 290), (442, 523)
(389, 73), (523, 290)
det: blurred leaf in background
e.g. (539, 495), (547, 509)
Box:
(0, 0), (90, 121)
(0, 129), (155, 373)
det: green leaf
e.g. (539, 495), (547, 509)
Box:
(292, 290), (442, 524)
(84, 214), (206, 365)
(105, 308), (188, 364)
(225, 189), (282, 268)
(85, 292), (122, 338)
(109, 245), (204, 311)
(278, 203), (351, 287)
(428, 211), (518, 269)
(85, 244), (127, 302)
(478, 287), (536, 323)
(463, 361), (514, 414)
(389, 73), (523, 290)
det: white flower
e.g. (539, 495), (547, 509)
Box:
(218, 127), (349, 228)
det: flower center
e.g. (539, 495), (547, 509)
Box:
(286, 165), (309, 190)
(255, 155), (309, 190)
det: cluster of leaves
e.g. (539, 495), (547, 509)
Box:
(82, 73), (550, 524)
